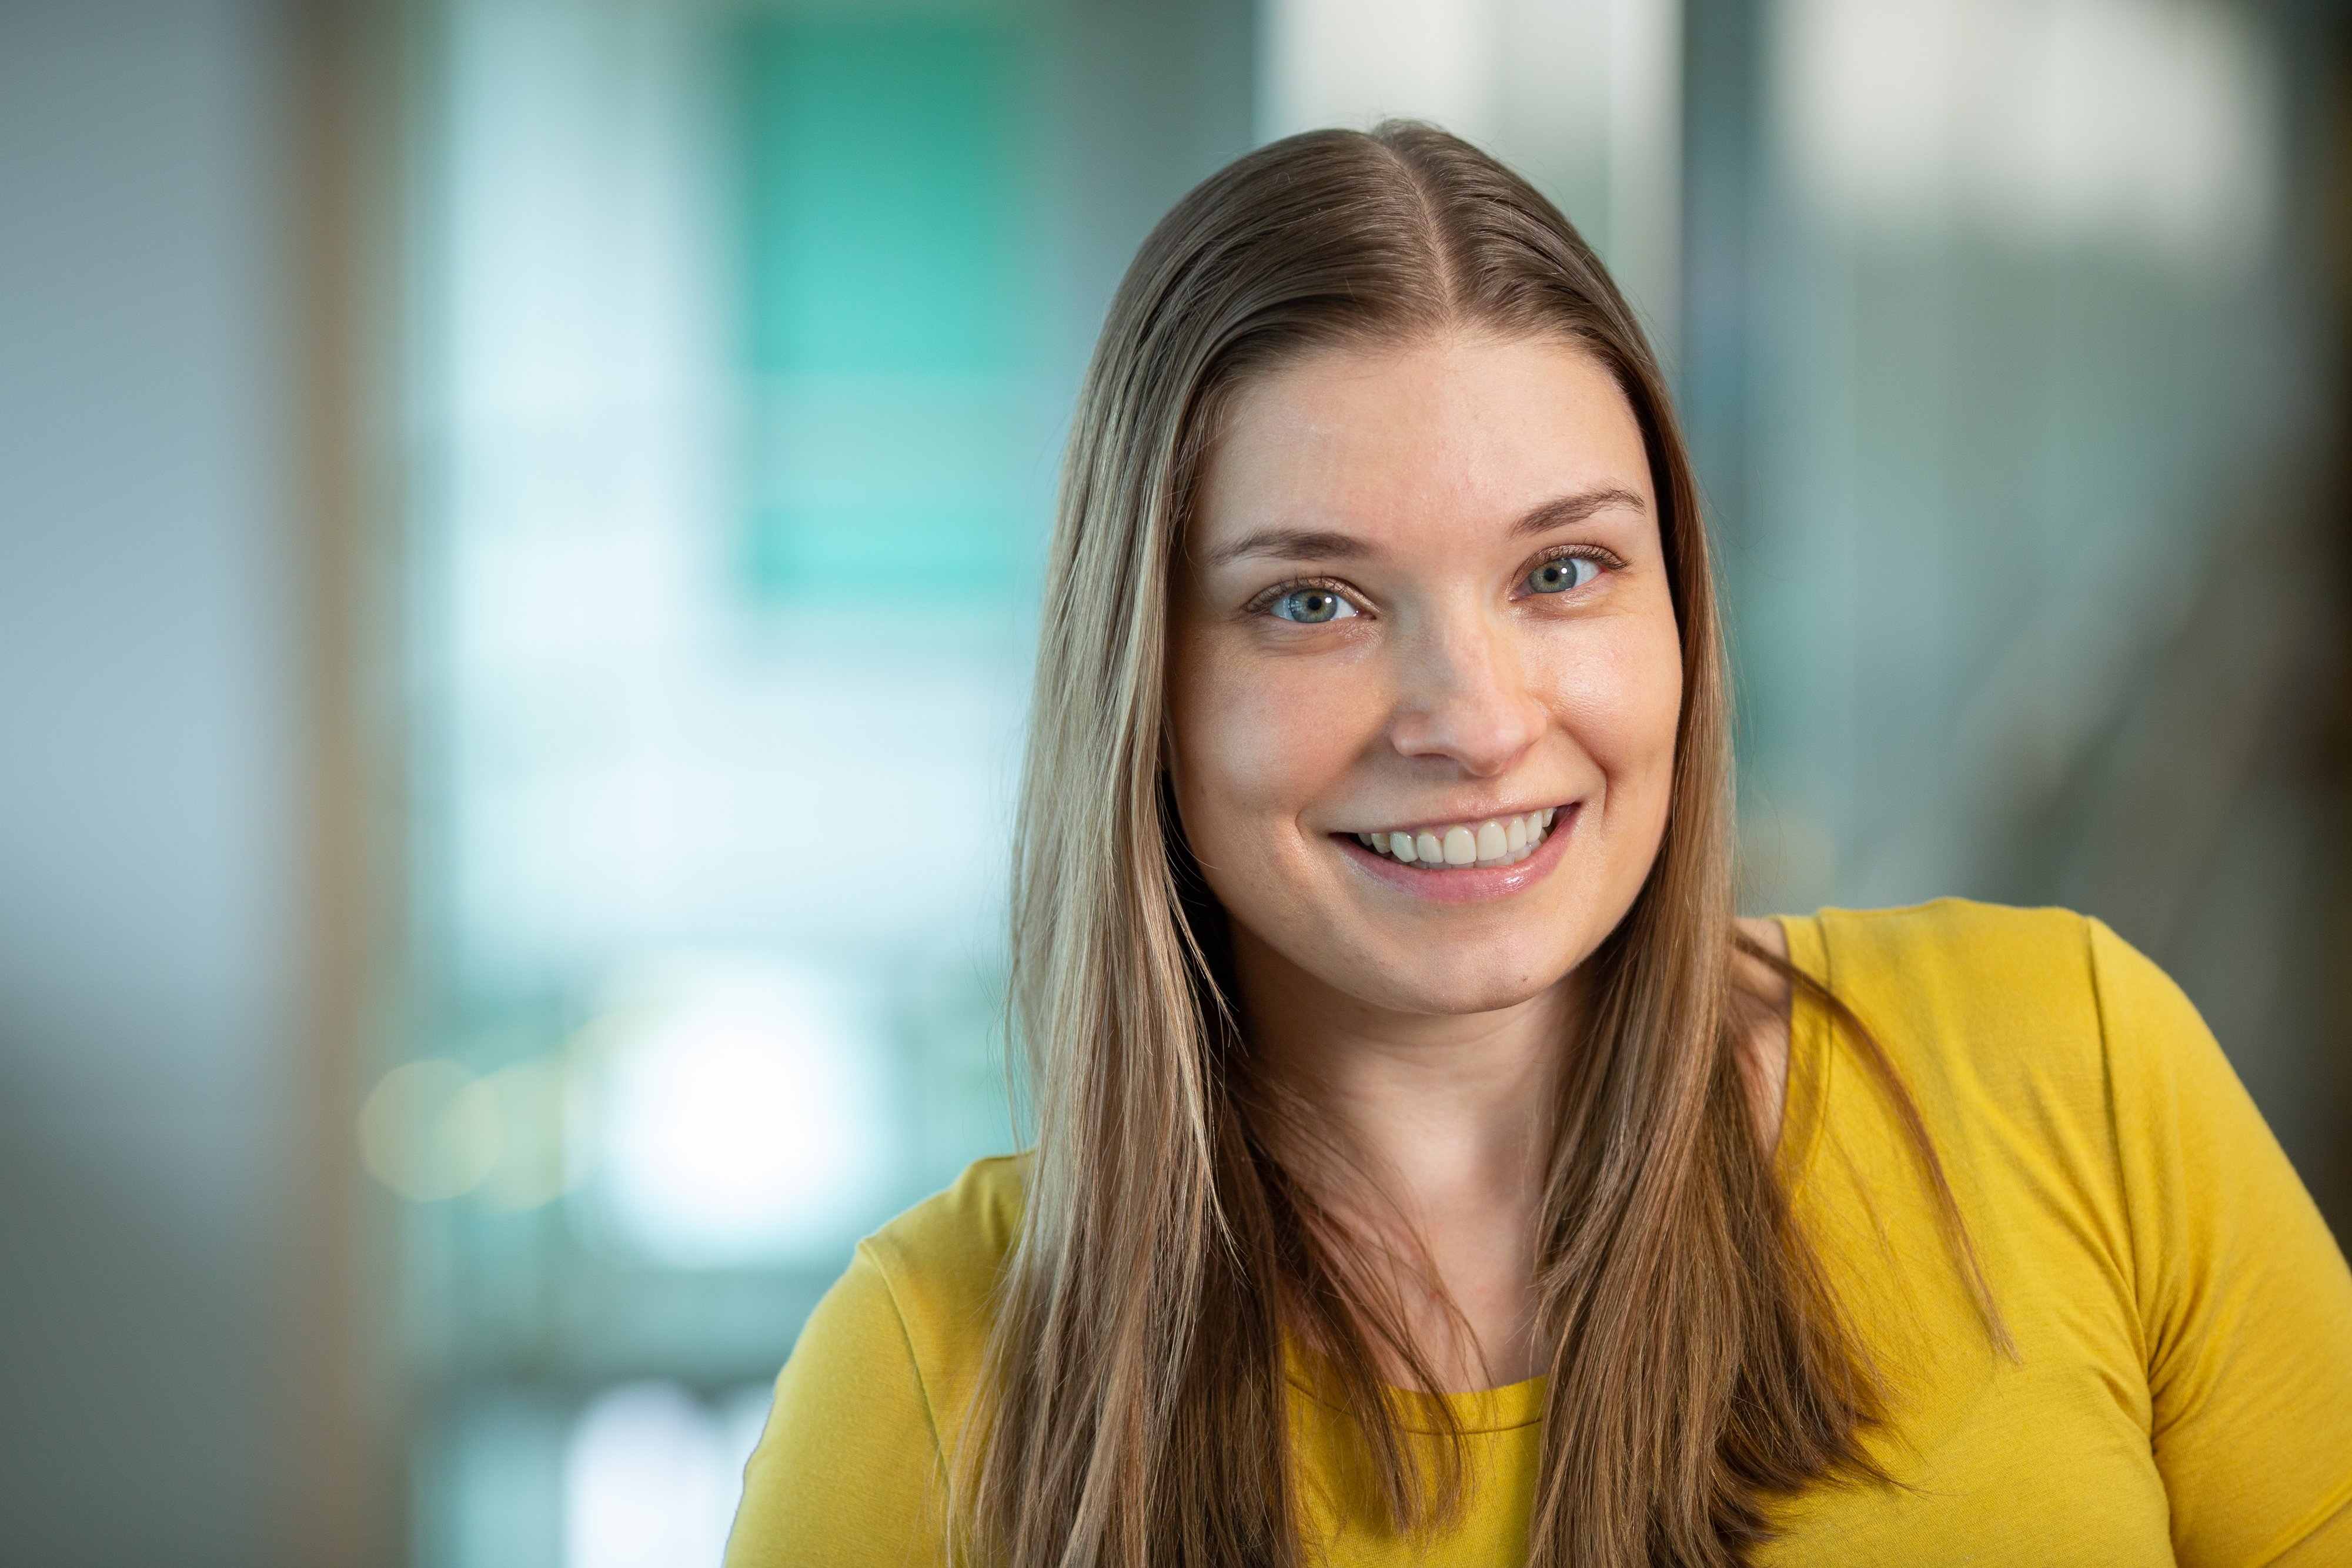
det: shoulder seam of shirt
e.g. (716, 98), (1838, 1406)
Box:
(2082, 914), (2151, 1376)
(856, 1235), (950, 1480)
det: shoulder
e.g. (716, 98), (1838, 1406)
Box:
(848, 1152), (1029, 1423)
(859, 1151), (1029, 1325)
(1778, 898), (2224, 1148)
(759, 1155), (1027, 1476)
(1784, 898), (2110, 1048)
(1778, 898), (2127, 1128)
(1784, 896), (2206, 1047)
(1738, 901), (2125, 1151)
(1788, 897), (2097, 996)
(783, 1151), (1028, 1382)
(733, 1156), (1028, 1563)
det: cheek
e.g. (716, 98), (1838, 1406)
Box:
(1166, 636), (1375, 865)
(1548, 613), (1684, 799)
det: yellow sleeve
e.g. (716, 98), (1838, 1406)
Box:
(724, 1242), (950, 1568)
(2092, 920), (2352, 1566)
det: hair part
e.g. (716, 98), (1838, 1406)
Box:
(969, 121), (1994, 1568)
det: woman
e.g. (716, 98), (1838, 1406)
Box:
(726, 125), (2352, 1566)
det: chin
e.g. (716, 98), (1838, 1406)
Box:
(1359, 952), (1573, 1017)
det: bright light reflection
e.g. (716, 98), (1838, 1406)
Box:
(563, 1381), (770, 1568)
(580, 956), (892, 1266)
(359, 1059), (502, 1202)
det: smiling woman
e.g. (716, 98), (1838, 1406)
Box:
(1170, 335), (1682, 1004)
(723, 125), (2352, 1567)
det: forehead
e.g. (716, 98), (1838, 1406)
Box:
(1194, 331), (1652, 547)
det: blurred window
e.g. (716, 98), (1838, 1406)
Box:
(734, 11), (1041, 593)
(399, 2), (1050, 1563)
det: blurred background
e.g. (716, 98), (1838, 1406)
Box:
(2, 0), (2347, 1562)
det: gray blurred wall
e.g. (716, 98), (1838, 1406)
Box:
(0, 1), (303, 1562)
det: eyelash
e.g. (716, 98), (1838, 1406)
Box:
(1241, 545), (1624, 620)
(1523, 543), (1624, 590)
(1242, 574), (1358, 618)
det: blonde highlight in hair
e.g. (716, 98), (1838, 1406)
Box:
(967, 123), (1987, 1568)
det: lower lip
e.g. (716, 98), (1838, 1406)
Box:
(1334, 806), (1580, 905)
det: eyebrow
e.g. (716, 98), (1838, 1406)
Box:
(1197, 527), (1369, 569)
(1199, 487), (1648, 569)
(1511, 486), (1648, 537)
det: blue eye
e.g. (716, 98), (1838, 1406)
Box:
(1526, 555), (1602, 595)
(1270, 587), (1357, 623)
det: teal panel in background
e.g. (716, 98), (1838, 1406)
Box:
(733, 9), (1044, 598)
(737, 12), (1024, 375)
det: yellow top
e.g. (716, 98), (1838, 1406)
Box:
(726, 902), (2352, 1565)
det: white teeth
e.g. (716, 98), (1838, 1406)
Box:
(1355, 807), (1561, 869)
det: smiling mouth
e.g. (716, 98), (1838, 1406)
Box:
(1344, 807), (1558, 870)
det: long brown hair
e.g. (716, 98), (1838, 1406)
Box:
(971, 122), (1989, 1568)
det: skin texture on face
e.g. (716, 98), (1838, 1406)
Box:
(1167, 330), (1684, 1031)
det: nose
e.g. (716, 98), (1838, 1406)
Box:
(1385, 610), (1549, 777)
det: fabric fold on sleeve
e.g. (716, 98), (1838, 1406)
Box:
(2090, 917), (2352, 1567)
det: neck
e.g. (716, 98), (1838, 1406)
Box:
(1231, 925), (1578, 1389)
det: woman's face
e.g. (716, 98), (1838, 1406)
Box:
(1167, 330), (1683, 1018)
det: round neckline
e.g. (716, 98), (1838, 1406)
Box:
(1284, 1348), (1548, 1434)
